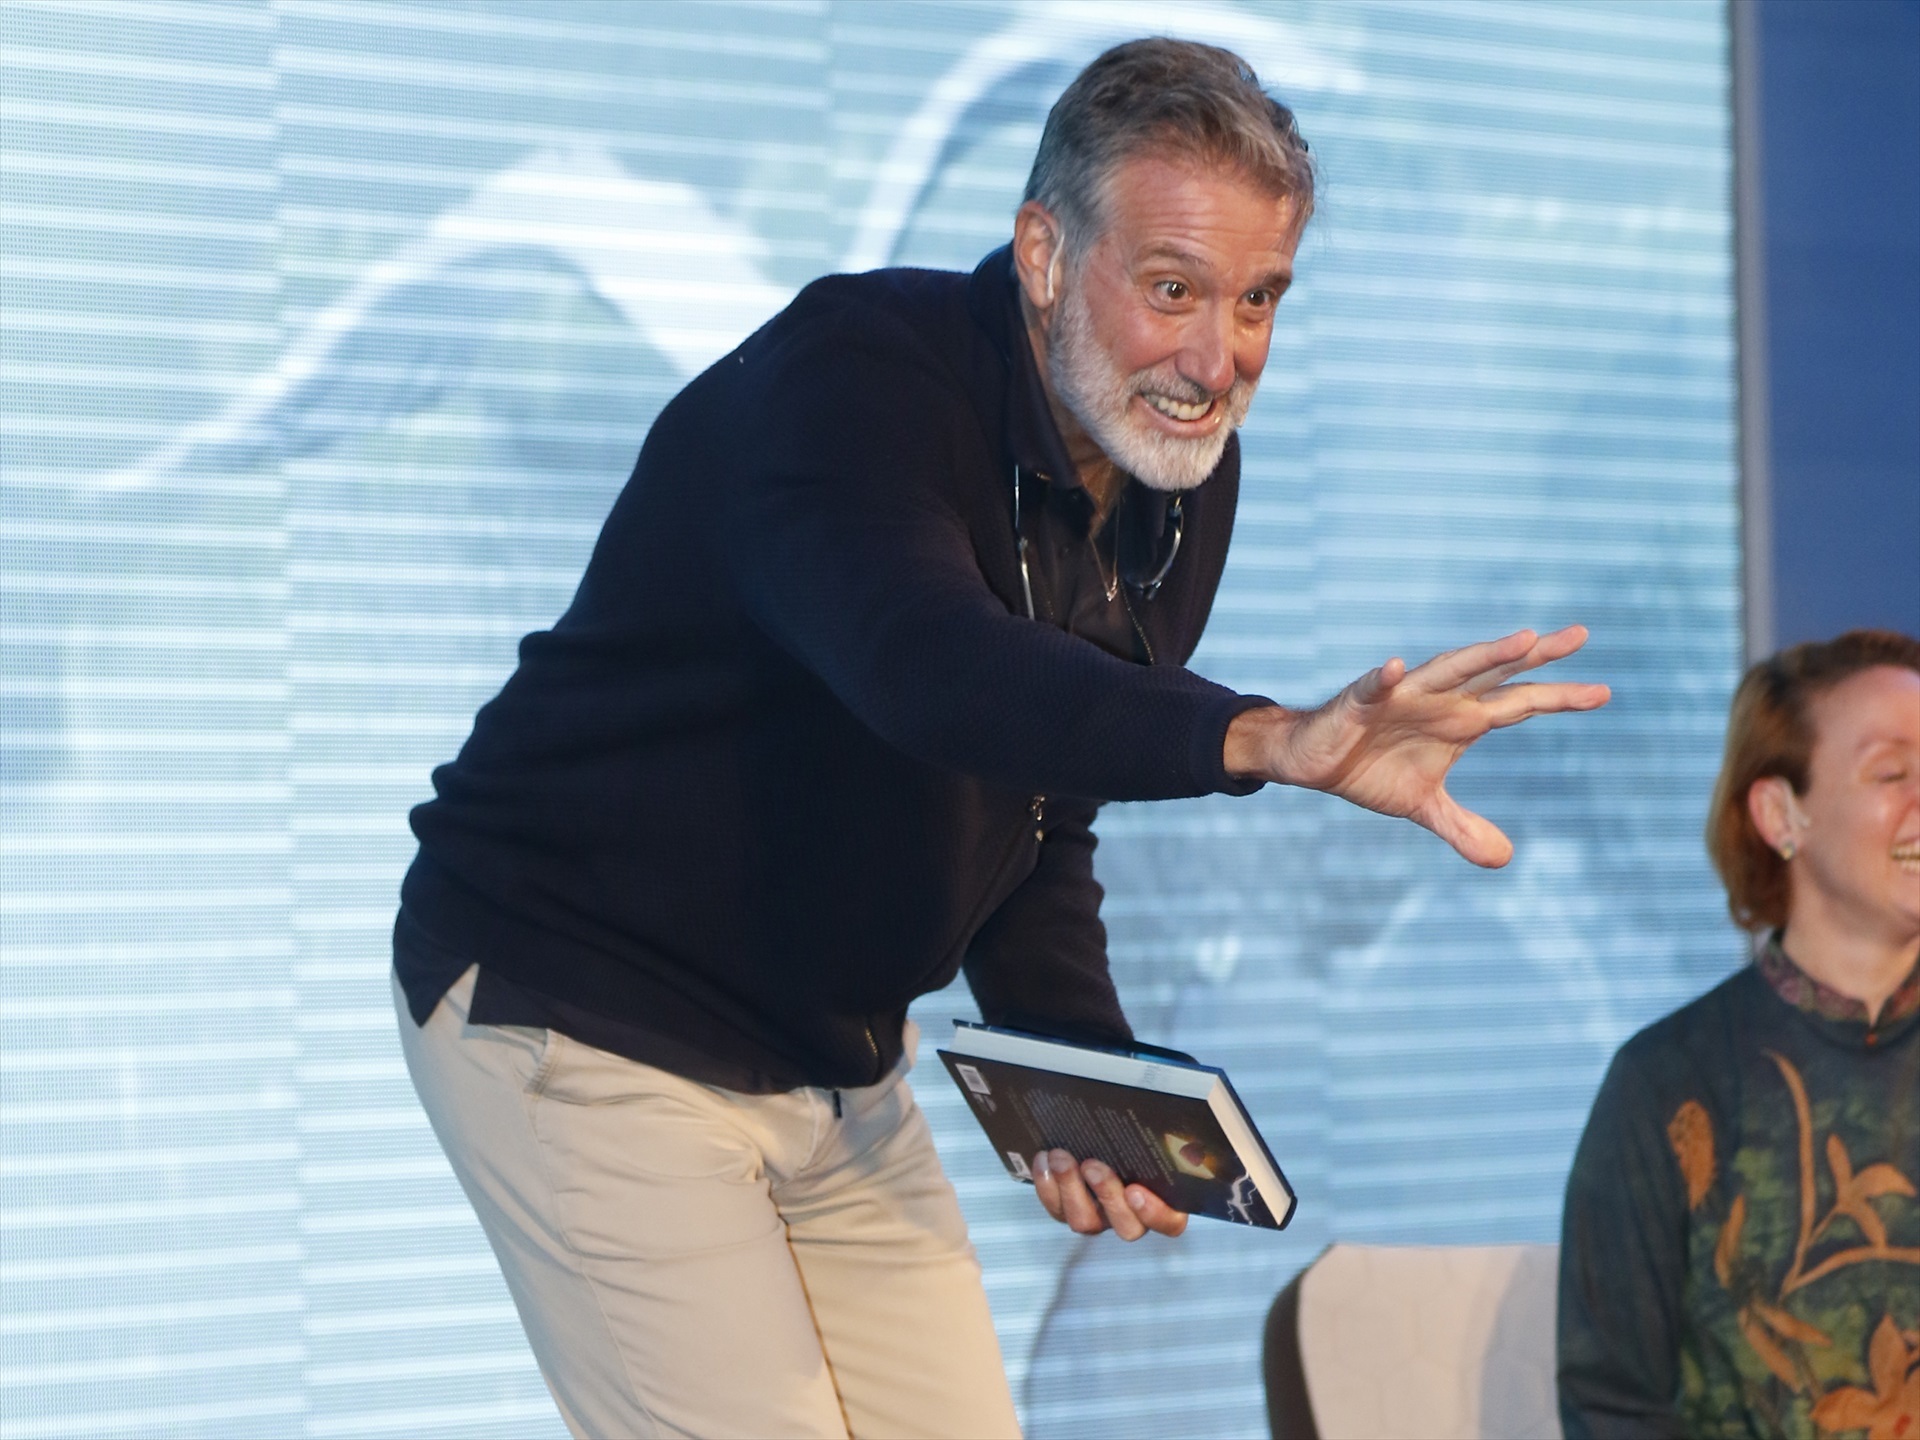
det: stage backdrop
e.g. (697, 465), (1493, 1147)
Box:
(1, 3), (1740, 1435)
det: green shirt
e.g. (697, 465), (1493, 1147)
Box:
(1558, 939), (1920, 1438)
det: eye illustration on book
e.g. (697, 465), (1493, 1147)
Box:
(1162, 1131), (1230, 1181)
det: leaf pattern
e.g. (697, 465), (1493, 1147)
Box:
(1855, 1165), (1919, 1203)
(1827, 1135), (1886, 1249)
(1706, 1055), (1920, 1430)
(1644, 954), (1920, 1437)
(1869, 1316), (1911, 1404)
(1751, 1300), (1831, 1349)
(1670, 1099), (1717, 1209)
(1757, 1054), (1920, 1296)
(1715, 1192), (1746, 1288)
(1811, 1386), (1883, 1432)
(1741, 1309), (1806, 1391)
(1809, 1316), (1920, 1439)
(1820, 1137), (1917, 1251)
(1769, 1050), (1820, 1279)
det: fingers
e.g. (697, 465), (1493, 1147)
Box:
(1079, 1159), (1188, 1238)
(1481, 679), (1612, 728)
(1414, 629), (1539, 692)
(1423, 788), (1515, 869)
(1120, 1181), (1190, 1238)
(1082, 1159), (1167, 1244)
(1032, 1151), (1064, 1220)
(1346, 656), (1406, 707)
(1076, 1159), (1146, 1239)
(1418, 625), (1592, 695)
(1037, 1150), (1108, 1235)
(1031, 1152), (1187, 1240)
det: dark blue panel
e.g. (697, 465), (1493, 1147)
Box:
(1758, 0), (1920, 644)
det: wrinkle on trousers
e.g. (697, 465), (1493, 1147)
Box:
(396, 966), (1022, 1439)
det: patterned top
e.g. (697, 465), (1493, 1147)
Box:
(1558, 938), (1920, 1438)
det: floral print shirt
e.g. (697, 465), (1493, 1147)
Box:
(1558, 938), (1920, 1438)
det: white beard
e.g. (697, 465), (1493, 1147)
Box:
(1045, 278), (1257, 492)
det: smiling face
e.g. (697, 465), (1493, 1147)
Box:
(1014, 153), (1300, 494)
(1785, 665), (1920, 946)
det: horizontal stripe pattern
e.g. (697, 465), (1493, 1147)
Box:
(2, 1), (1738, 1436)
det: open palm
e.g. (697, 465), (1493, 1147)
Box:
(1264, 626), (1611, 868)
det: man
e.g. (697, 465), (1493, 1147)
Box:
(393, 38), (1609, 1439)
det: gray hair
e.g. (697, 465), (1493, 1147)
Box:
(1023, 38), (1315, 253)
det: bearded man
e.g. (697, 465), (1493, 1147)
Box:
(392, 37), (1609, 1440)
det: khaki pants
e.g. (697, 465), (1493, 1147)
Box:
(395, 966), (1022, 1439)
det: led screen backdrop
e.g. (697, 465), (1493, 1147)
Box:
(1, 2), (1742, 1435)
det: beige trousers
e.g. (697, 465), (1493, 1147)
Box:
(395, 966), (1022, 1440)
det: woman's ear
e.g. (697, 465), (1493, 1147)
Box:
(1747, 775), (1802, 857)
(1012, 200), (1064, 313)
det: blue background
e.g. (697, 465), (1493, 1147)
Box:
(1751, 0), (1920, 647)
(2, 2), (1910, 1436)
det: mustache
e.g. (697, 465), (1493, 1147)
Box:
(1133, 370), (1219, 405)
(1133, 368), (1258, 419)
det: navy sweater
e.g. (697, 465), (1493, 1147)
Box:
(397, 247), (1267, 1090)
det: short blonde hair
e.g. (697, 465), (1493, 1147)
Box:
(1706, 628), (1920, 931)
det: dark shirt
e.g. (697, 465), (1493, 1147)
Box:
(396, 247), (1267, 1091)
(1557, 937), (1920, 1438)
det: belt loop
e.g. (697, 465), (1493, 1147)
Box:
(832, 1089), (843, 1119)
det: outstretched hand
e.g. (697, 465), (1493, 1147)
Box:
(1224, 625), (1611, 868)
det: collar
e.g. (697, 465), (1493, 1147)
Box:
(967, 245), (1081, 487)
(1756, 930), (1920, 1048)
(964, 245), (1177, 544)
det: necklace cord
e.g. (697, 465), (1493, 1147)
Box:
(1011, 468), (1183, 617)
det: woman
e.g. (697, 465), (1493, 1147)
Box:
(1558, 629), (1920, 1437)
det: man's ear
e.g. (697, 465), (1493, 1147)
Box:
(1012, 200), (1064, 314)
(1747, 775), (1801, 855)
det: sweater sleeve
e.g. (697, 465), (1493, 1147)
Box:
(1557, 1043), (1691, 1439)
(712, 306), (1260, 803)
(961, 795), (1131, 1046)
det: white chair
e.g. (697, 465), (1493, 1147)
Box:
(1263, 1242), (1562, 1439)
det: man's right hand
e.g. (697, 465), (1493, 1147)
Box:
(1031, 1149), (1189, 1241)
(1223, 625), (1610, 869)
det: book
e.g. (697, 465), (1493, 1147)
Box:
(935, 1021), (1297, 1230)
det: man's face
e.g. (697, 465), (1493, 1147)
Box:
(1030, 153), (1300, 492)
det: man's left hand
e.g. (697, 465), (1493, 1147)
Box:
(1031, 1149), (1189, 1240)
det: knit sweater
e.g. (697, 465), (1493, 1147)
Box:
(396, 246), (1267, 1090)
(1558, 938), (1920, 1438)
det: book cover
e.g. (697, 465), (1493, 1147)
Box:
(935, 1034), (1294, 1230)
